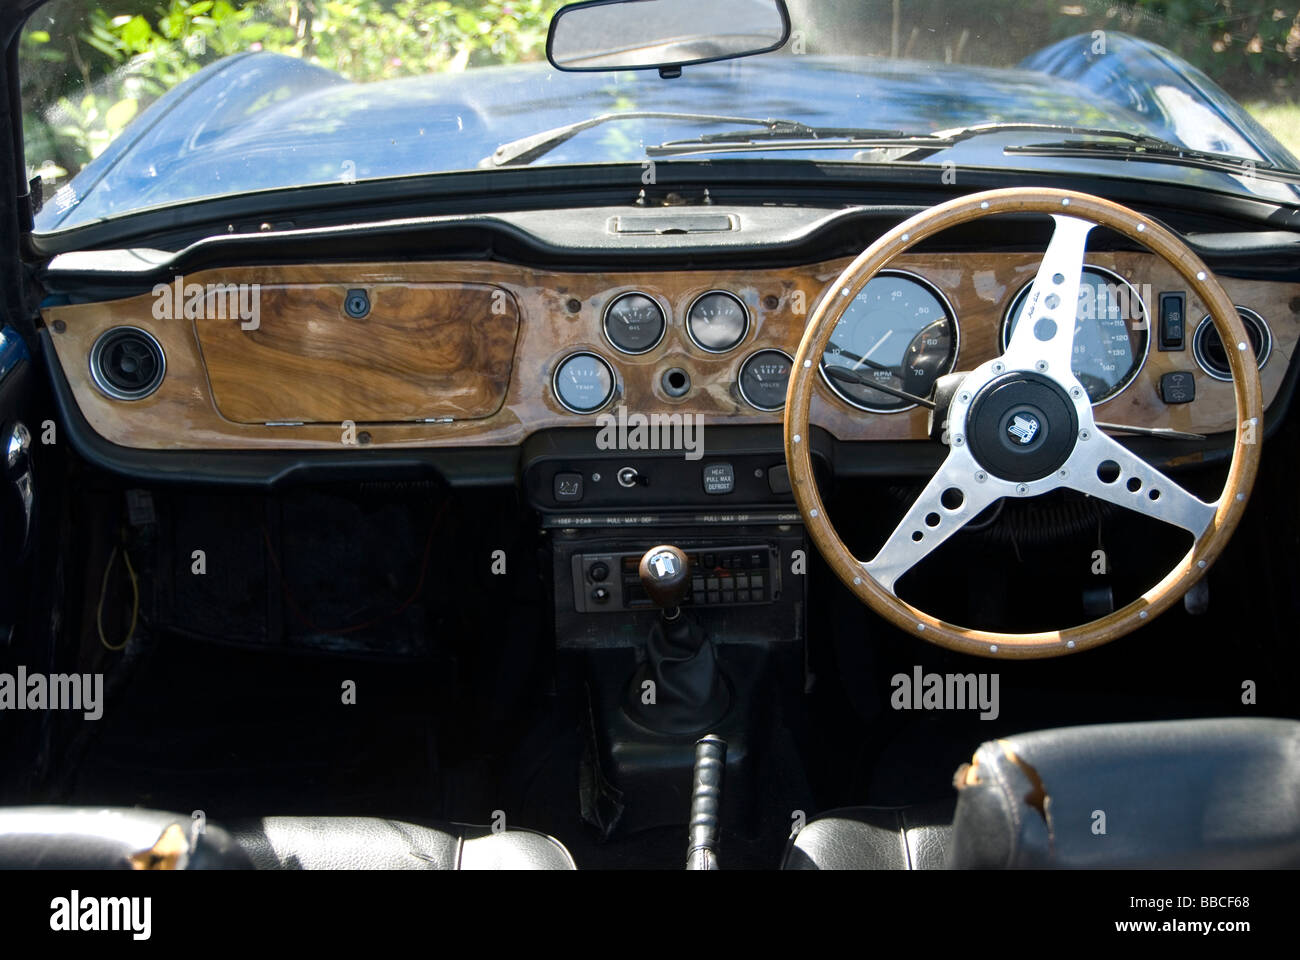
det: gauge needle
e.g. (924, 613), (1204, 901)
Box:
(853, 329), (893, 370)
(1096, 422), (1207, 441)
(824, 365), (936, 408)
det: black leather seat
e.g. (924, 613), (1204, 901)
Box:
(0, 807), (576, 870)
(785, 717), (1300, 869)
(782, 801), (953, 870)
(229, 816), (576, 870)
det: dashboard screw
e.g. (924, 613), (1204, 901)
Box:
(992, 361), (1004, 374)
(974, 471), (987, 483)
(566, 298), (582, 314)
(1015, 483), (1029, 495)
(763, 295), (780, 310)
(952, 435), (965, 446)
(1079, 429), (1091, 441)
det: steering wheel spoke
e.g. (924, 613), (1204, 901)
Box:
(864, 448), (1004, 594)
(1062, 431), (1217, 537)
(1002, 214), (1094, 387)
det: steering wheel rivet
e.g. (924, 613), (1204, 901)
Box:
(793, 434), (801, 443)
(902, 233), (910, 242)
(917, 623), (925, 631)
(854, 576), (861, 584)
(804, 359), (812, 367)
(1066, 640), (1076, 648)
(1061, 198), (1070, 206)
(1237, 341), (1247, 351)
(990, 644), (999, 653)
(980, 201), (989, 209)
(1139, 610), (1148, 619)
(1197, 560), (1207, 568)
(810, 508), (818, 518)
(1236, 492), (1245, 501)
(1136, 223), (1145, 232)
(1196, 271), (1207, 281)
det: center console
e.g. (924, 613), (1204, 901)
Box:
(524, 427), (814, 837)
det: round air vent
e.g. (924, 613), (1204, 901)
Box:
(90, 327), (166, 401)
(1192, 307), (1271, 382)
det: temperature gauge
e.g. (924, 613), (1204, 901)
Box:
(552, 352), (615, 414)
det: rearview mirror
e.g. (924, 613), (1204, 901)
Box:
(547, 0), (790, 76)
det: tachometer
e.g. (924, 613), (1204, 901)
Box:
(1002, 265), (1148, 402)
(819, 270), (958, 412)
(552, 352), (615, 413)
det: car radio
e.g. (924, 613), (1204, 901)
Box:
(571, 544), (780, 613)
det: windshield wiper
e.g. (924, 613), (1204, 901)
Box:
(483, 113), (905, 167)
(1004, 139), (1300, 185)
(643, 120), (1300, 183)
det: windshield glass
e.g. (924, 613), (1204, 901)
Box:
(20, 0), (1300, 231)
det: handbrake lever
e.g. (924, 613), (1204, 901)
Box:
(686, 734), (727, 870)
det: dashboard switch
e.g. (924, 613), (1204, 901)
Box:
(767, 464), (791, 494)
(554, 472), (584, 502)
(703, 463), (735, 495)
(1159, 292), (1186, 351)
(1159, 371), (1196, 404)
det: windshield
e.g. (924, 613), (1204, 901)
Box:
(20, 0), (1300, 231)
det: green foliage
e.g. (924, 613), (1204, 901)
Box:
(22, 0), (565, 177)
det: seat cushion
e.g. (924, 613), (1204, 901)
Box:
(229, 816), (576, 870)
(0, 807), (251, 869)
(783, 802), (954, 870)
(949, 717), (1300, 869)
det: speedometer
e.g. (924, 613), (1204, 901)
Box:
(1003, 265), (1148, 403)
(819, 270), (958, 413)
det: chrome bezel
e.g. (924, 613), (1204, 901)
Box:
(737, 348), (795, 412)
(1000, 263), (1150, 405)
(551, 350), (616, 414)
(602, 291), (667, 355)
(818, 268), (960, 414)
(685, 290), (750, 354)
(89, 326), (167, 401)
(1192, 306), (1272, 382)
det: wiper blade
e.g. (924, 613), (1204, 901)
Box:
(645, 122), (1169, 158)
(643, 120), (1291, 175)
(1005, 139), (1300, 185)
(481, 113), (878, 168)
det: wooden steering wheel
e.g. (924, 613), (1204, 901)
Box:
(784, 188), (1263, 659)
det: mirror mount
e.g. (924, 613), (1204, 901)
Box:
(547, 0), (790, 76)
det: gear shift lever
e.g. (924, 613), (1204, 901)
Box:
(625, 545), (730, 734)
(639, 545), (691, 616)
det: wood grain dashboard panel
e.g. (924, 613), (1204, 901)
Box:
(196, 282), (518, 424)
(42, 255), (1299, 451)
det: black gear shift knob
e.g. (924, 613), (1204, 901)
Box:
(639, 544), (691, 611)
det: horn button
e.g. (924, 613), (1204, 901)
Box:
(965, 372), (1079, 482)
